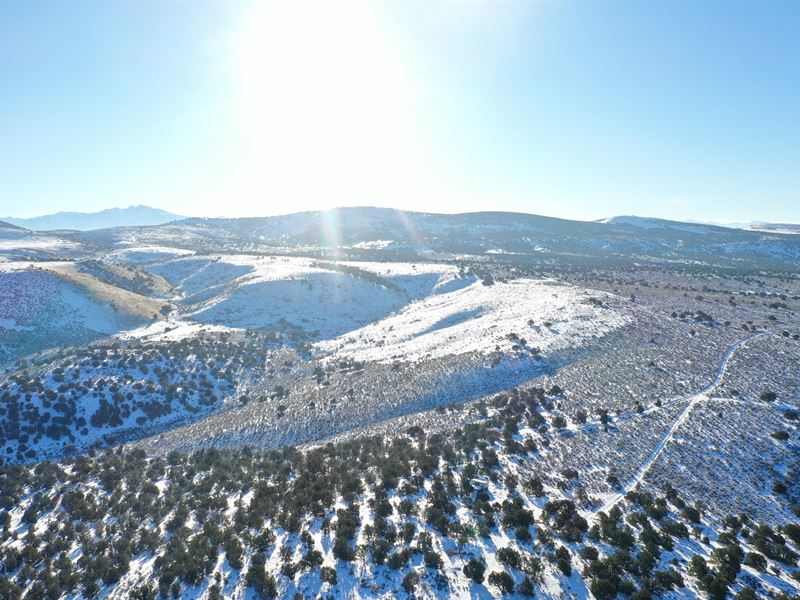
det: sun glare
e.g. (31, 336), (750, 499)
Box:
(231, 0), (420, 213)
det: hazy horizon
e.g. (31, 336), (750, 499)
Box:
(2, 202), (792, 228)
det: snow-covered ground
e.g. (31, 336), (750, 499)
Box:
(317, 279), (628, 363)
(1, 228), (799, 599)
(0, 236), (78, 251)
(140, 255), (631, 361)
(0, 335), (251, 462)
(119, 319), (242, 342)
(0, 265), (152, 364)
(145, 256), (467, 340)
(107, 244), (196, 265)
(188, 272), (405, 336)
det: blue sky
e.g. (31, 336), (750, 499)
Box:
(1, 1), (798, 222)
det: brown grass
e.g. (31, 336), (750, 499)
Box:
(81, 260), (173, 296)
(44, 263), (172, 321)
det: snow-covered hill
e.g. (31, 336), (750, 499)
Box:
(73, 207), (800, 270)
(0, 334), (266, 462)
(0, 209), (799, 600)
(0, 223), (84, 262)
(317, 278), (626, 363)
(0, 262), (168, 364)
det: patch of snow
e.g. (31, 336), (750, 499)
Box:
(118, 319), (242, 341)
(0, 236), (79, 251)
(107, 245), (196, 264)
(351, 239), (394, 249)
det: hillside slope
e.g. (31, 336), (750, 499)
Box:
(0, 263), (169, 365)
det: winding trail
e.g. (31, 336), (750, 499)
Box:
(596, 332), (767, 516)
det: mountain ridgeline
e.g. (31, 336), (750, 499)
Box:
(67, 207), (800, 271)
(4, 205), (184, 231)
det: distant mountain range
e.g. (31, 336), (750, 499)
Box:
(4, 205), (184, 231)
(5, 204), (800, 271)
(6, 205), (798, 237)
(60, 206), (799, 271)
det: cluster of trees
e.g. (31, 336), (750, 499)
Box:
(0, 334), (276, 463)
(0, 385), (798, 599)
(670, 309), (716, 326)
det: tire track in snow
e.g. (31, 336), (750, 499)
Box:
(596, 332), (767, 517)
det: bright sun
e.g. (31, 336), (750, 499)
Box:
(230, 0), (422, 212)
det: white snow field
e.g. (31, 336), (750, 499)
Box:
(186, 265), (408, 336)
(106, 244), (196, 265)
(0, 236), (78, 252)
(118, 318), (242, 342)
(141, 254), (629, 359)
(317, 278), (629, 363)
(145, 256), (468, 339)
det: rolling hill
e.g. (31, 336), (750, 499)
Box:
(71, 207), (800, 270)
(0, 262), (170, 365)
